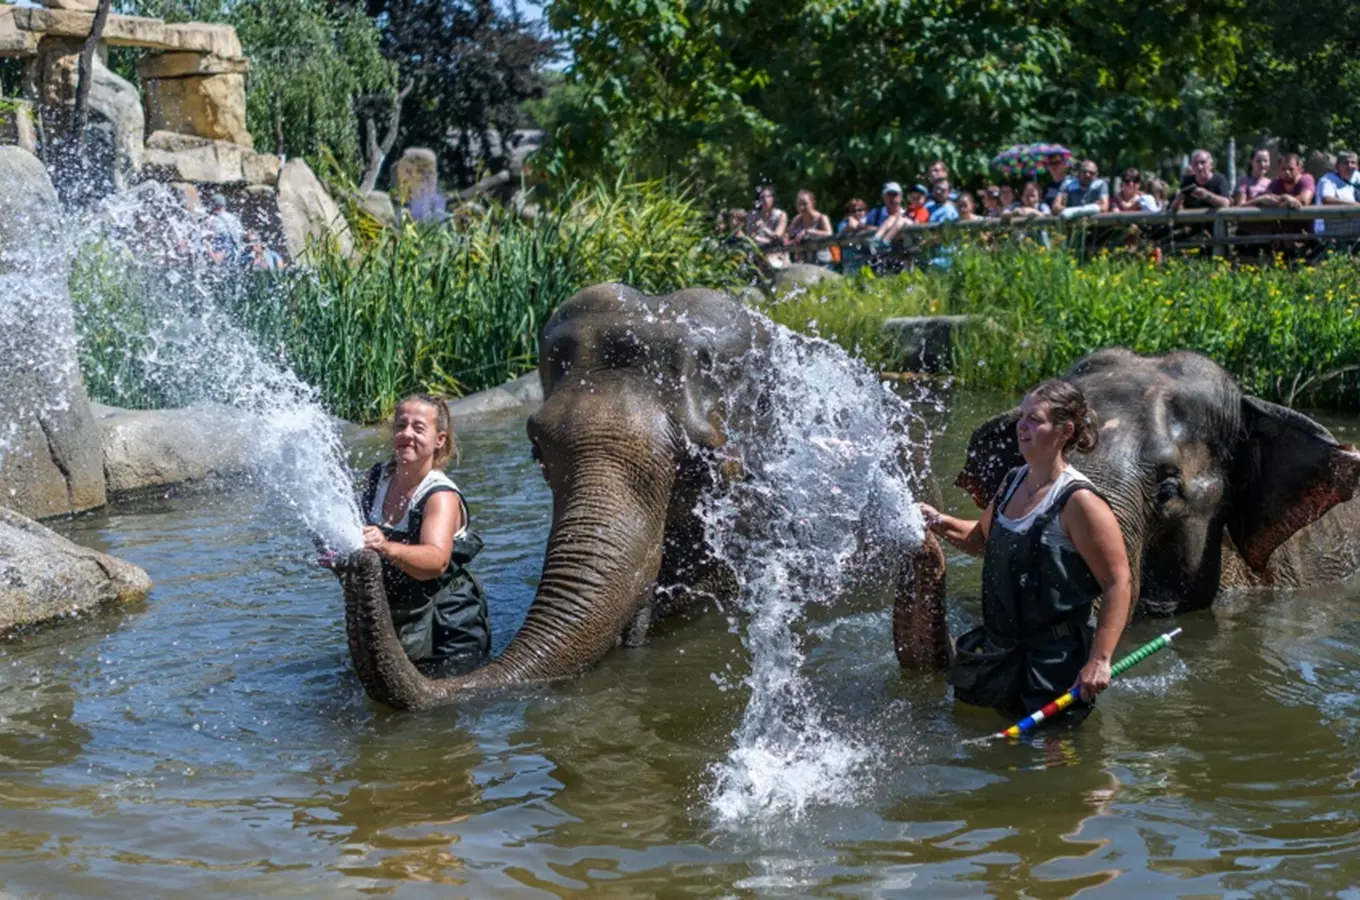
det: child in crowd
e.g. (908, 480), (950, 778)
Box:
(358, 395), (491, 674)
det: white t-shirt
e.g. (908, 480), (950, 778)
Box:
(367, 468), (467, 538)
(1315, 171), (1360, 236)
(994, 465), (1093, 552)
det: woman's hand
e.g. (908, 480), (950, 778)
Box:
(918, 502), (945, 534)
(1075, 655), (1113, 701)
(362, 525), (390, 557)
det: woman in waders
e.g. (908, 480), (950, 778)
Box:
(359, 394), (491, 675)
(920, 379), (1132, 721)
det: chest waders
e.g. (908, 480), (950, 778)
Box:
(363, 464), (492, 675)
(949, 467), (1103, 719)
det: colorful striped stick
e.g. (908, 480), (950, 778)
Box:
(988, 627), (1183, 741)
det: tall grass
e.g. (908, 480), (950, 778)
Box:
(763, 248), (1360, 409)
(73, 179), (747, 421)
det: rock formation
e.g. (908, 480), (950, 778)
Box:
(0, 507), (151, 633)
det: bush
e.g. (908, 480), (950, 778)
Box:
(763, 248), (1360, 409)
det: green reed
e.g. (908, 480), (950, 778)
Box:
(763, 248), (1360, 409)
(71, 179), (745, 422)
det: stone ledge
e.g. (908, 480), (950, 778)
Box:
(137, 51), (250, 79)
(446, 374), (543, 420)
(93, 402), (254, 497)
(5, 7), (243, 59)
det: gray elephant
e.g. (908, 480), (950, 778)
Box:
(894, 347), (1360, 673)
(337, 284), (945, 709)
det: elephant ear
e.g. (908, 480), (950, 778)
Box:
(1229, 396), (1360, 571)
(954, 408), (1023, 509)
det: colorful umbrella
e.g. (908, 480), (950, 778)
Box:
(990, 143), (1072, 179)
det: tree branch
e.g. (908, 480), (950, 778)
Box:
(359, 80), (413, 195)
(73, 0), (113, 152)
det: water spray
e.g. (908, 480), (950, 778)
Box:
(975, 627), (1183, 742)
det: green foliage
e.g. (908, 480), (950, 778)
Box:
(765, 249), (1360, 409)
(546, 0), (1246, 205)
(72, 181), (745, 421)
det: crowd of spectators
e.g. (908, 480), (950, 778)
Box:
(721, 146), (1360, 267)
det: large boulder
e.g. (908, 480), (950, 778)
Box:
(28, 38), (145, 199)
(93, 402), (253, 496)
(276, 158), (353, 260)
(0, 507), (150, 633)
(0, 146), (107, 518)
(0, 99), (38, 155)
(142, 71), (251, 148)
(771, 262), (842, 297)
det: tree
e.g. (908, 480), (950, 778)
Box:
(365, 0), (557, 185)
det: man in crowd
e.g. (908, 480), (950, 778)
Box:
(865, 182), (904, 228)
(1245, 152), (1316, 210)
(927, 160), (958, 201)
(1042, 152), (1072, 209)
(1316, 150), (1360, 241)
(204, 193), (244, 264)
(926, 178), (959, 223)
(1053, 160), (1110, 217)
(1168, 150), (1232, 212)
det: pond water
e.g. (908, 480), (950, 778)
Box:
(5, 396), (1360, 896)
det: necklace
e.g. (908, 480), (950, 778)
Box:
(1022, 469), (1060, 501)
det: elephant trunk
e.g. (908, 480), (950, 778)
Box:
(338, 460), (674, 711)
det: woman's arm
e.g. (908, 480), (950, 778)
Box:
(773, 210), (788, 240)
(363, 491), (461, 580)
(920, 501), (992, 557)
(1063, 490), (1133, 699)
(807, 213), (832, 239)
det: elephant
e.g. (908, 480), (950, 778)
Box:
(893, 347), (1360, 674)
(336, 283), (946, 709)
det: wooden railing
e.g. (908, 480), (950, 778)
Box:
(765, 205), (1360, 270)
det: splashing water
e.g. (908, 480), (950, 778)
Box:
(4, 177), (362, 552)
(703, 315), (930, 823)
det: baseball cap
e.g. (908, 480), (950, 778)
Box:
(910, 183), (929, 195)
(882, 181), (903, 195)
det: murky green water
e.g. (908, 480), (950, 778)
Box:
(5, 397), (1360, 897)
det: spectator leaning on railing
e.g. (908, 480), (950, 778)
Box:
(838, 198), (869, 234)
(1234, 146), (1273, 205)
(1042, 152), (1072, 209)
(1053, 160), (1111, 219)
(1244, 152), (1315, 211)
(979, 185), (1005, 217)
(748, 185), (788, 248)
(956, 192), (979, 221)
(1110, 168), (1161, 213)
(787, 189), (834, 265)
(1315, 150), (1360, 240)
(865, 182), (904, 228)
(1169, 150), (1232, 212)
(926, 178), (959, 223)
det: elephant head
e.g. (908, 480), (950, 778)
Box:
(956, 348), (1360, 616)
(336, 284), (765, 709)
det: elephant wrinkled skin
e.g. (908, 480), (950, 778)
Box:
(337, 284), (945, 709)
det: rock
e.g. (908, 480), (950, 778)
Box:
(10, 9), (243, 59)
(41, 0), (100, 11)
(242, 150), (279, 186)
(142, 130), (244, 183)
(0, 99), (38, 155)
(93, 402), (253, 496)
(0, 147), (108, 518)
(881, 315), (973, 374)
(445, 374), (543, 420)
(143, 72), (251, 147)
(276, 158), (353, 260)
(361, 189), (396, 225)
(771, 263), (842, 297)
(0, 507), (150, 633)
(31, 40), (145, 197)
(393, 147), (438, 202)
(136, 51), (250, 80)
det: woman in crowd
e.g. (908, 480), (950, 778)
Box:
(920, 380), (1132, 721)
(1233, 147), (1273, 206)
(787, 189), (834, 254)
(748, 186), (787, 250)
(1003, 181), (1050, 219)
(357, 395), (491, 675)
(956, 192), (980, 221)
(838, 198), (869, 233)
(1110, 168), (1161, 213)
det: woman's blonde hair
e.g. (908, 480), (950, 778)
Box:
(395, 393), (456, 469)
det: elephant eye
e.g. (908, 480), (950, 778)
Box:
(1157, 475), (1183, 505)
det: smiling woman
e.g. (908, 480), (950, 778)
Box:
(352, 393), (491, 674)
